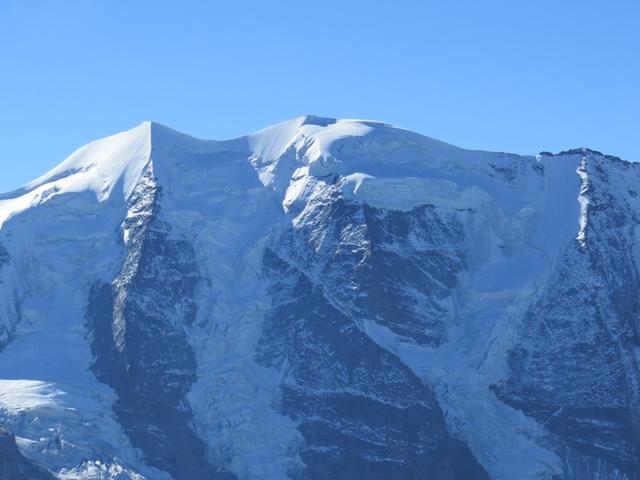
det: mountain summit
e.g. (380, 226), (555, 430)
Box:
(0, 118), (638, 479)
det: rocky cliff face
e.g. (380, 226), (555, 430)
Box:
(494, 153), (640, 479)
(0, 117), (637, 479)
(88, 164), (235, 480)
(0, 428), (54, 479)
(257, 196), (486, 479)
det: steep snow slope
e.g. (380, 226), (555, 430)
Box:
(0, 116), (637, 479)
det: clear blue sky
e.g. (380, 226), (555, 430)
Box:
(1, 1), (638, 192)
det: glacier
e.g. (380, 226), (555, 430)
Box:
(0, 116), (638, 479)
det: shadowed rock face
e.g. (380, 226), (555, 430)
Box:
(0, 245), (8, 270)
(0, 244), (11, 349)
(257, 197), (488, 479)
(494, 158), (640, 479)
(87, 166), (235, 480)
(0, 428), (54, 480)
(287, 198), (467, 346)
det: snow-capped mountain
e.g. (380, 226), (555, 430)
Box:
(0, 116), (638, 479)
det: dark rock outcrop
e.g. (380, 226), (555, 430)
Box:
(257, 190), (488, 479)
(0, 428), (54, 480)
(88, 165), (235, 480)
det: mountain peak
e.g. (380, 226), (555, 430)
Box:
(1, 117), (631, 230)
(0, 122), (151, 226)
